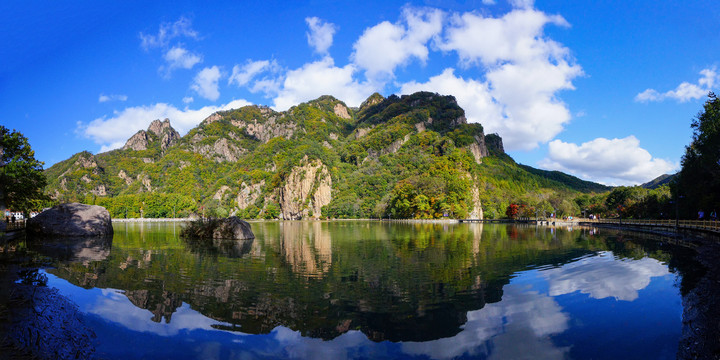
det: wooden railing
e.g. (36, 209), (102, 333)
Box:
(579, 218), (720, 233)
(3, 219), (26, 231)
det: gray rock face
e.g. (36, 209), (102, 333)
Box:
(212, 216), (255, 240)
(278, 159), (332, 220)
(122, 131), (150, 151)
(148, 118), (181, 151)
(122, 119), (180, 152)
(27, 203), (113, 237)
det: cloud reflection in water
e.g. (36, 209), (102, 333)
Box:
(540, 251), (670, 301)
(402, 283), (570, 359)
(45, 248), (677, 359)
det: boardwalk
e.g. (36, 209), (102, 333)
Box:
(459, 217), (720, 235)
(581, 218), (720, 235)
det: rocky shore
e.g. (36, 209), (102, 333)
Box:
(677, 236), (720, 359)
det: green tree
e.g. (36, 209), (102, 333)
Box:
(0, 126), (48, 215)
(676, 92), (720, 217)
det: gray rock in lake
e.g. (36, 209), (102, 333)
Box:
(212, 216), (255, 240)
(27, 203), (113, 237)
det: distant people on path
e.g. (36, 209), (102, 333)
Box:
(711, 210), (717, 221)
(698, 210), (705, 220)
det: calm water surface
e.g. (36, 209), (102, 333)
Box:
(27, 221), (697, 359)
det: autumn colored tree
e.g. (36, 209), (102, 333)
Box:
(505, 204), (519, 219)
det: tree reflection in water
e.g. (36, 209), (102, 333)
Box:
(23, 222), (698, 359)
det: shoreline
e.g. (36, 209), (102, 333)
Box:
(110, 218), (463, 223)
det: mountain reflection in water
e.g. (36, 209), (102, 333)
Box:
(32, 221), (693, 359)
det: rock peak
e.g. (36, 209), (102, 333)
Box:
(122, 118), (180, 152)
(148, 118), (173, 137)
(360, 93), (385, 111)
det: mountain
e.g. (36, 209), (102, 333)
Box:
(641, 173), (676, 189)
(518, 165), (612, 193)
(44, 92), (608, 220)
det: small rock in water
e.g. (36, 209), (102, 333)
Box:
(212, 216), (255, 240)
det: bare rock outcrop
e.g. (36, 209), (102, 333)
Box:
(278, 159), (332, 220)
(237, 116), (296, 143)
(469, 135), (489, 164)
(69, 152), (99, 170)
(213, 186), (232, 201)
(468, 184), (484, 220)
(136, 174), (152, 192)
(194, 138), (245, 162)
(27, 203), (113, 237)
(333, 103), (351, 119)
(90, 184), (107, 196)
(118, 170), (133, 185)
(365, 134), (411, 161)
(122, 131), (150, 151)
(148, 119), (181, 151)
(237, 181), (265, 209)
(122, 119), (180, 152)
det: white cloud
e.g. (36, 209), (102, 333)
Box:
(251, 78), (283, 96)
(541, 251), (670, 301)
(162, 46), (203, 75)
(539, 136), (678, 185)
(402, 68), (503, 129)
(139, 16), (199, 51)
(635, 68), (718, 103)
(482, 0), (496, 5)
(182, 96), (194, 104)
(401, 8), (581, 151)
(305, 17), (337, 55)
(191, 66), (222, 101)
(98, 94), (128, 103)
(352, 7), (443, 83)
(80, 98), (251, 152)
(509, 0), (535, 9)
(228, 59), (280, 87)
(439, 9), (569, 67)
(272, 56), (374, 110)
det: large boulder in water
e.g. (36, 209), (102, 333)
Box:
(212, 216), (255, 240)
(27, 203), (113, 237)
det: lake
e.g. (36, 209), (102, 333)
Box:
(5, 221), (701, 359)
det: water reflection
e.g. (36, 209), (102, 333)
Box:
(27, 235), (112, 264)
(402, 281), (571, 360)
(28, 222), (694, 359)
(541, 251), (670, 301)
(184, 237), (254, 258)
(270, 221), (333, 278)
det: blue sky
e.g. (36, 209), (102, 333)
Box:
(2, 0), (718, 185)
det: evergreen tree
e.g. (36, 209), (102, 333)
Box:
(677, 92), (720, 217)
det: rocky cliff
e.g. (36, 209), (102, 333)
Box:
(44, 91), (601, 220)
(278, 158), (332, 220)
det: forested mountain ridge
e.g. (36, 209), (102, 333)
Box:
(45, 91), (607, 219)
